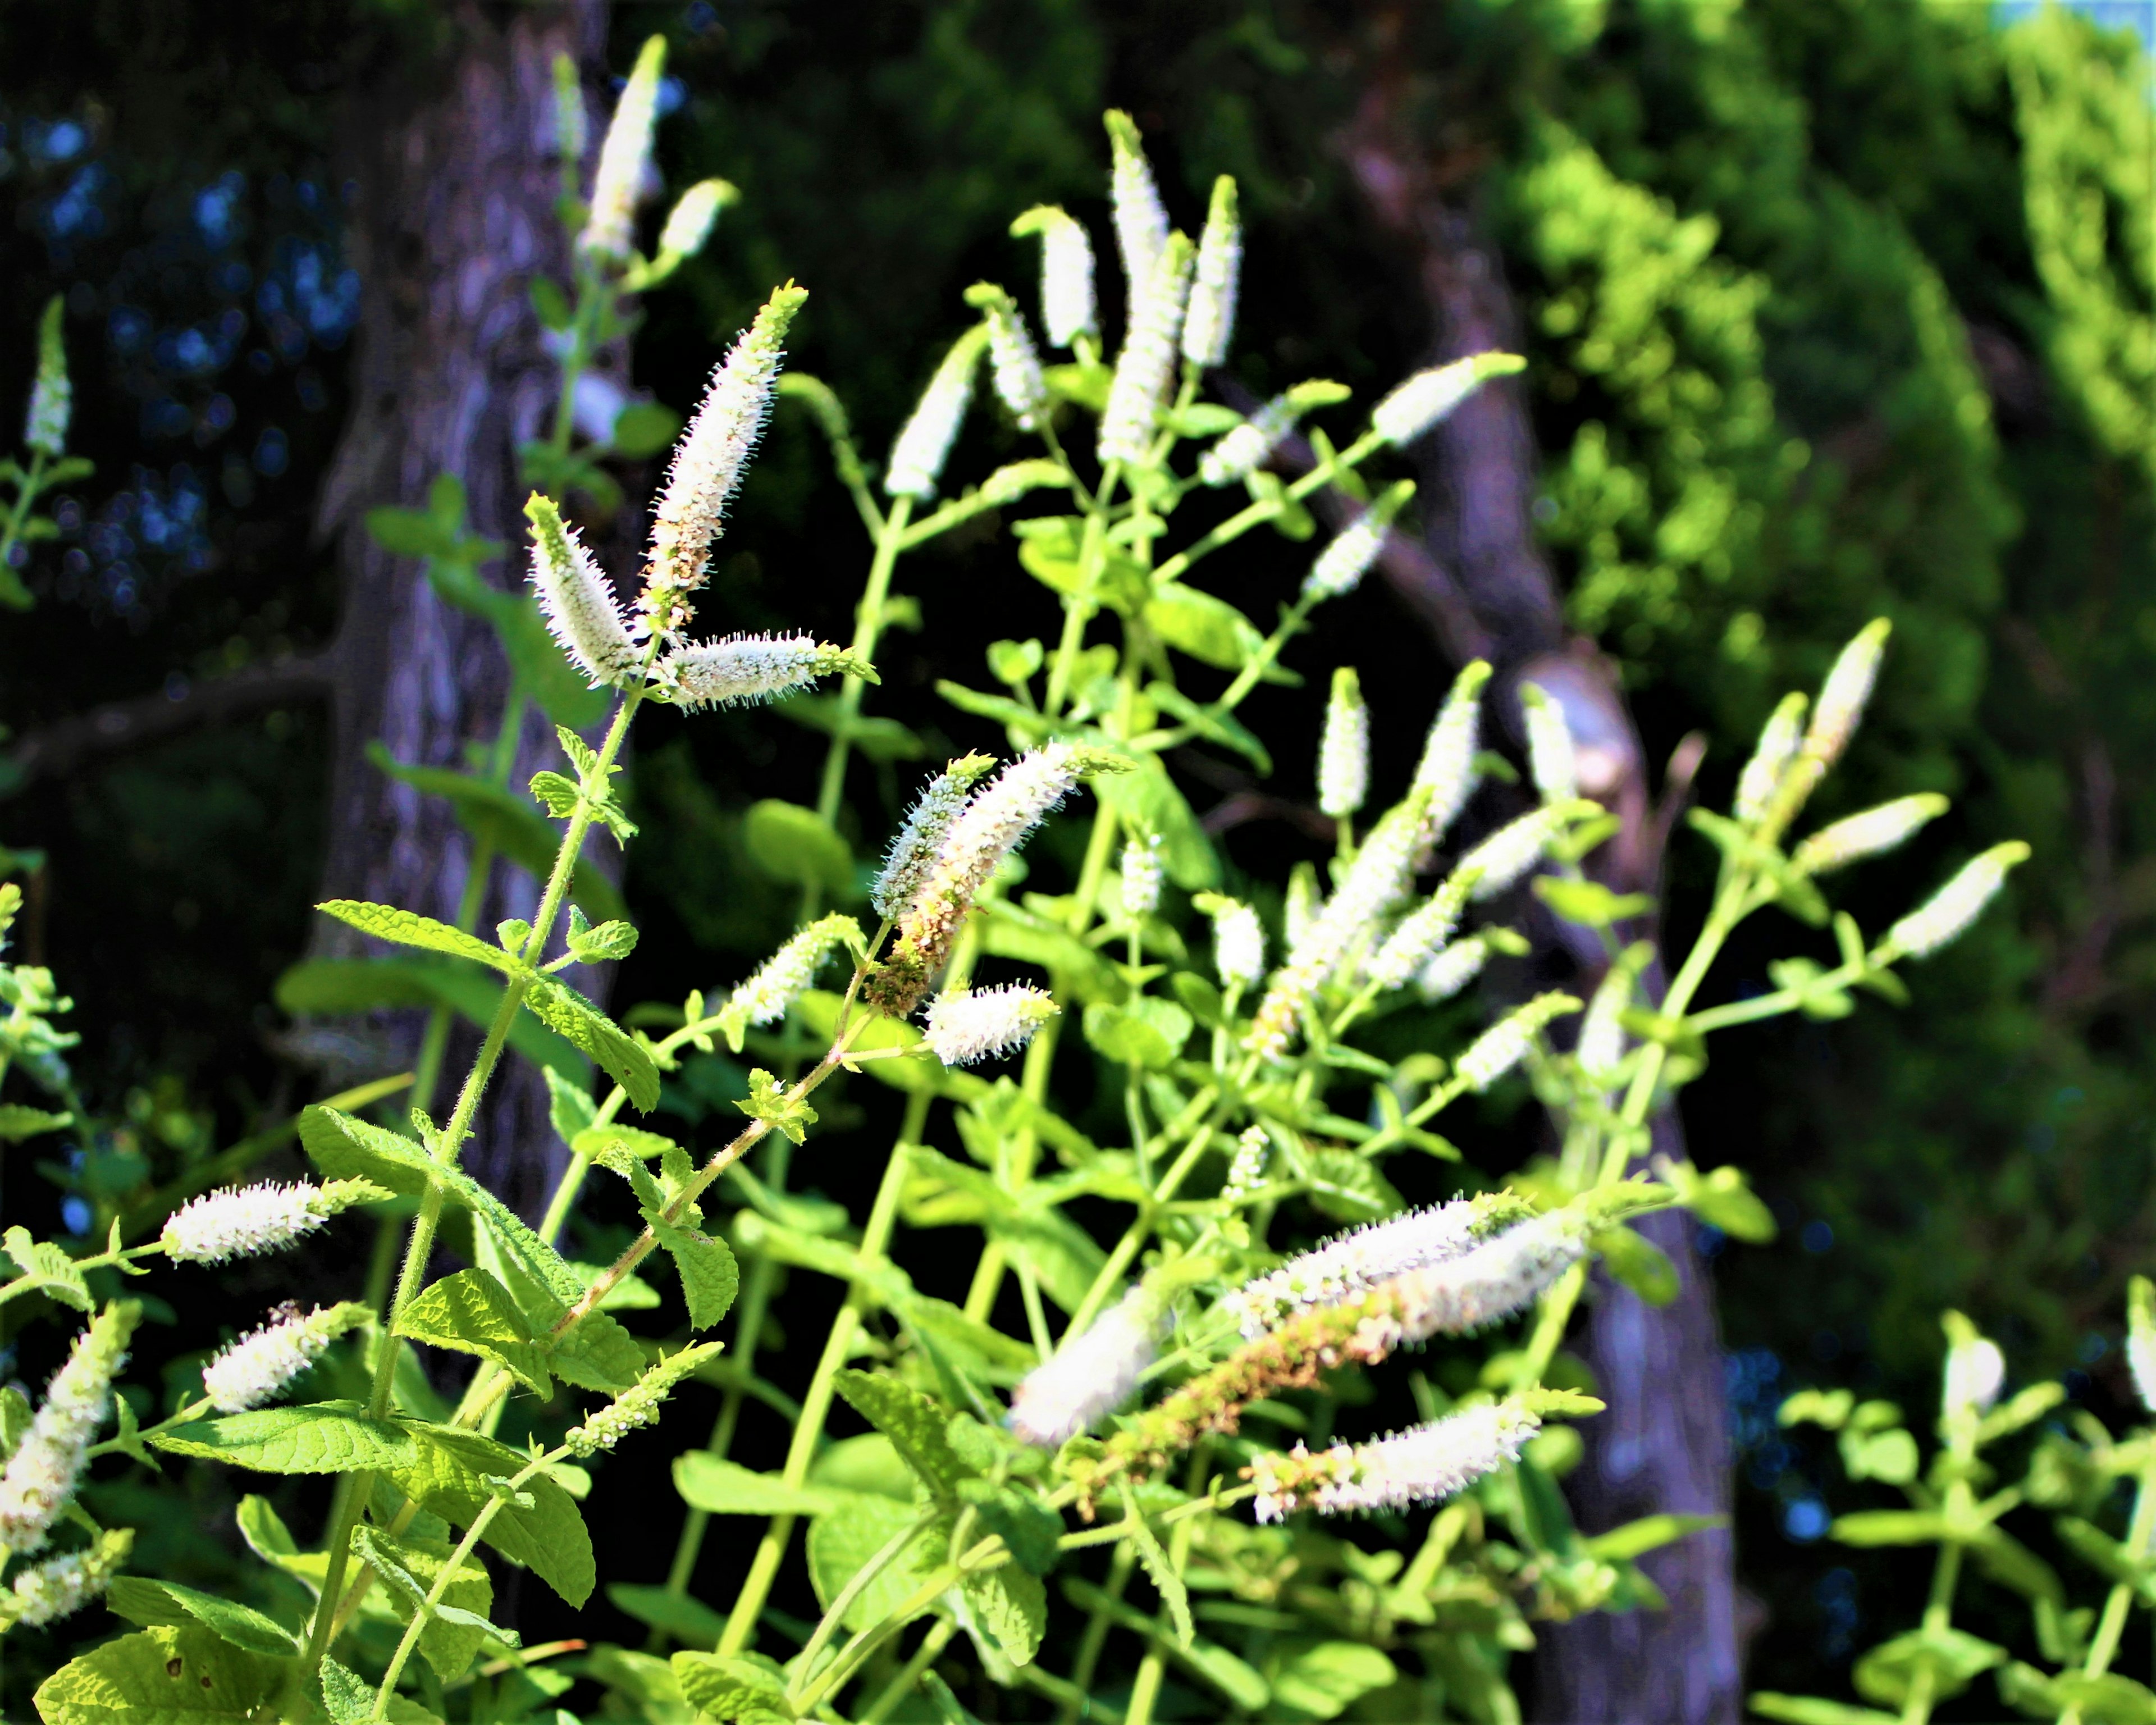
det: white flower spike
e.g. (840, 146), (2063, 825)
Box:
(1097, 232), (1195, 469)
(1805, 619), (1892, 772)
(964, 282), (1050, 431)
(1009, 1285), (1163, 1448)
(873, 753), (998, 918)
(1010, 205), (1099, 349)
(886, 325), (988, 501)
(25, 298), (70, 459)
(1371, 352), (1525, 447)
(718, 914), (860, 1051)
(578, 35), (666, 264)
(661, 632), (871, 710)
(161, 1179), (383, 1265)
(1104, 111), (1169, 309)
(1792, 794), (1949, 876)
(1735, 692), (1807, 824)
(1303, 481), (1415, 604)
(1120, 832), (1163, 919)
(1250, 1401), (1544, 1522)
(0, 1303), (136, 1557)
(1458, 801), (1593, 902)
(526, 494), (639, 688)
(924, 984), (1059, 1066)
(1196, 893), (1266, 991)
(202, 1302), (368, 1414)
(1318, 667), (1371, 822)
(1181, 175), (1241, 367)
(1883, 842), (2029, 960)
(1415, 661), (1492, 851)
(1520, 682), (1578, 804)
(1416, 935), (1490, 1003)
(1454, 992), (1581, 1092)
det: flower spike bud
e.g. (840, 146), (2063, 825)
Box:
(1792, 794), (1949, 876)
(1283, 861), (1322, 956)
(1222, 1125), (1270, 1201)
(525, 494), (639, 688)
(1250, 1399), (1546, 1521)
(1182, 175), (1242, 367)
(578, 35), (666, 263)
(0, 1302), (137, 1556)
(1097, 231), (1195, 468)
(203, 1302), (368, 1414)
(1197, 378), (1352, 486)
(1417, 935), (1490, 1003)
(1940, 1311), (2005, 1429)
(1120, 832), (1163, 919)
(25, 297), (70, 458)
(1011, 206), (1099, 349)
(1010, 1285), (1163, 1448)
(642, 283), (806, 633)
(1303, 481), (1415, 604)
(550, 52), (588, 167)
(1415, 661), (1492, 850)
(2126, 1276), (2156, 1415)
(162, 1178), (386, 1265)
(1455, 991), (1582, 1092)
(873, 753), (998, 918)
(1575, 947), (1645, 1084)
(659, 632), (873, 710)
(885, 325), (988, 500)
(567, 1341), (725, 1457)
(963, 282), (1049, 430)
(1459, 801), (1595, 902)
(1882, 842), (2029, 960)
(1367, 866), (1482, 992)
(924, 984), (1058, 1066)
(2, 1528), (131, 1628)
(1195, 892), (1266, 991)
(1104, 111), (1169, 309)
(718, 914), (861, 1051)
(1804, 619), (1892, 773)
(1520, 682), (1578, 804)
(1371, 352), (1526, 447)
(656, 178), (738, 264)
(1735, 692), (1807, 824)
(1318, 667), (1371, 821)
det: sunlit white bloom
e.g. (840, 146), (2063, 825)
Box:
(1735, 692), (1807, 824)
(1371, 352), (1525, 447)
(1318, 667), (1370, 822)
(1390, 1210), (1589, 1340)
(578, 36), (665, 263)
(1792, 795), (1949, 876)
(526, 495), (638, 687)
(1222, 1125), (1269, 1202)
(1454, 992), (1581, 1092)
(1458, 802), (1591, 902)
(1575, 959), (1634, 1085)
(1011, 205), (1098, 349)
(566, 1343), (724, 1457)
(1883, 842), (2029, 959)
(1415, 662), (1491, 850)
(1367, 868), (1480, 992)
(872, 754), (997, 918)
(1120, 833), (1163, 919)
(657, 179), (736, 262)
(1250, 1401), (1542, 1521)
(1009, 1285), (1162, 1448)
(923, 985), (1058, 1066)
(1302, 481), (1413, 604)
(1198, 894), (1266, 991)
(1097, 234), (1194, 468)
(1181, 175), (1241, 367)
(203, 1303), (366, 1414)
(885, 326), (987, 500)
(25, 298), (70, 458)
(1199, 397), (1295, 487)
(965, 283), (1050, 430)
(1416, 936), (1490, 1004)
(661, 632), (869, 710)
(1283, 864), (1321, 959)
(1105, 111), (1169, 308)
(0, 1304), (135, 1557)
(162, 1179), (380, 1265)
(1805, 619), (1892, 771)
(1521, 683), (1578, 804)
(2, 1529), (129, 1628)
(717, 914), (860, 1051)
(1942, 1327), (2006, 1423)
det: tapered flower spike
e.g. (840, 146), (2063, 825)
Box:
(1283, 862), (1321, 956)
(1455, 992), (1581, 1092)
(0, 1303), (136, 1557)
(161, 1178), (385, 1265)
(1197, 378), (1350, 486)
(1735, 692), (1807, 824)
(1520, 682), (1578, 804)
(1195, 892), (1266, 991)
(578, 35), (666, 263)
(1458, 801), (1594, 902)
(1415, 661), (1492, 850)
(1367, 866), (1481, 991)
(1120, 832), (1163, 919)
(25, 297), (70, 458)
(1228, 1193), (1536, 1339)
(526, 494), (639, 688)
(2126, 1276), (2156, 1415)
(1792, 794), (1949, 876)
(885, 325), (988, 501)
(566, 1342), (725, 1457)
(1104, 111), (1169, 310)
(1009, 1285), (1164, 1448)
(1303, 481), (1415, 604)
(924, 984), (1059, 1066)
(643, 284), (807, 637)
(1804, 619), (1892, 772)
(1371, 352), (1525, 447)
(2, 1528), (130, 1629)
(872, 754), (998, 918)
(1250, 1399), (1546, 1522)
(1181, 175), (1242, 367)
(1417, 935), (1490, 1003)
(202, 1302), (368, 1414)
(1097, 232), (1195, 468)
(551, 52), (588, 167)
(660, 632), (873, 710)
(1011, 205), (1098, 349)
(1222, 1124), (1270, 1202)
(1318, 667), (1370, 822)
(1882, 842), (2030, 960)
(656, 178), (737, 264)
(963, 283), (1049, 430)
(1575, 949), (1641, 1084)
(718, 914), (860, 1051)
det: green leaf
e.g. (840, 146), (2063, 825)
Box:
(1304, 1149), (1403, 1224)
(1144, 583), (1268, 670)
(671, 1651), (796, 1723)
(526, 979), (660, 1112)
(647, 1217), (739, 1330)
(606, 1582), (729, 1648)
(1595, 1224), (1680, 1307)
(1532, 876), (1652, 928)
(774, 693), (925, 762)
(546, 1304), (647, 1395)
(392, 1422), (595, 1608)
(735, 1068), (820, 1146)
(316, 900), (517, 973)
(0, 1385), (31, 1460)
(529, 769), (582, 819)
(3, 1224), (92, 1311)
(0, 1102), (71, 1140)
(1582, 1513), (1723, 1563)
(610, 400), (682, 459)
(276, 958), (588, 1083)
(674, 1453), (844, 1516)
(102, 1578), (299, 1655)
(1117, 1490), (1191, 1646)
(1093, 755), (1218, 889)
(833, 1369), (978, 1500)
(151, 1400), (417, 1474)
(366, 506), (459, 559)
(352, 1523), (507, 1679)
(1831, 1510), (1961, 1547)
(1144, 679), (1271, 774)
(566, 909), (640, 964)
(395, 1268), (552, 1395)
(1661, 1159), (1776, 1243)
(960, 1566), (1047, 1666)
(1852, 1624), (2005, 1708)
(807, 1495), (940, 1635)
(31, 1626), (285, 1724)
(546, 1066), (598, 1146)
(960, 1480), (1062, 1577)
(742, 799), (855, 898)
(1748, 1696), (1899, 1725)
(987, 1210), (1107, 1317)
(1081, 997), (1194, 1070)
(1265, 1640), (1400, 1721)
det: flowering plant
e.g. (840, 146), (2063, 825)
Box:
(2, 63), (2026, 1725)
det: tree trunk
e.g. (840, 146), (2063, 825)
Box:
(1340, 48), (1744, 1725)
(313, 0), (612, 1220)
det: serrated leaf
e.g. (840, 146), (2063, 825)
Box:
(151, 1400), (418, 1474)
(529, 769), (582, 818)
(353, 1523), (510, 1679)
(671, 1651), (796, 1722)
(391, 1422), (595, 1608)
(545, 1066), (598, 1147)
(833, 1370), (978, 1500)
(1265, 1640), (1400, 1720)
(674, 1453), (844, 1516)
(276, 959), (587, 1083)
(3, 1224), (92, 1310)
(102, 1578), (299, 1655)
(31, 1626), (285, 1724)
(960, 1480), (1062, 1578)
(1144, 584), (1268, 672)
(961, 1566), (1047, 1666)
(395, 1268), (551, 1395)
(567, 915), (640, 963)
(1304, 1149), (1403, 1224)
(1117, 1489), (1191, 1646)
(526, 979), (660, 1112)
(0, 1102), (71, 1140)
(808, 1495), (940, 1635)
(1081, 997), (1193, 1070)
(647, 1216), (739, 1329)
(317, 900), (518, 973)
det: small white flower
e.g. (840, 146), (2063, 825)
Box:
(964, 283), (1050, 431)
(660, 632), (869, 710)
(1805, 619), (1892, 771)
(885, 326), (988, 501)
(1454, 992), (1581, 1092)
(1416, 936), (1490, 1004)
(1120, 833), (1163, 919)
(872, 754), (998, 919)
(1318, 667), (1371, 822)
(2, 1528), (130, 1628)
(1250, 1401), (1541, 1521)
(1371, 352), (1524, 447)
(1009, 1285), (1162, 1448)
(1458, 801), (1591, 902)
(1942, 1324), (2006, 1423)
(202, 1303), (367, 1414)
(656, 178), (736, 263)
(1104, 111), (1169, 308)
(567, 1342), (724, 1457)
(1884, 843), (2029, 959)
(922, 984), (1058, 1066)
(1520, 683), (1578, 804)
(1302, 481), (1414, 604)
(525, 495), (638, 688)
(25, 298), (70, 459)
(0, 1304), (135, 1557)
(718, 915), (860, 1051)
(1735, 692), (1807, 824)
(1198, 894), (1266, 991)
(1415, 661), (1491, 850)
(1792, 794), (1949, 876)
(1222, 1125), (1269, 1201)
(1011, 205), (1098, 349)
(161, 1179), (380, 1265)
(577, 35), (666, 263)
(1367, 867), (1480, 992)
(1097, 234), (1195, 469)
(1181, 175), (1241, 368)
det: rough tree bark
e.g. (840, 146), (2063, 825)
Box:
(314, 0), (614, 1219)
(1339, 33), (1744, 1725)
